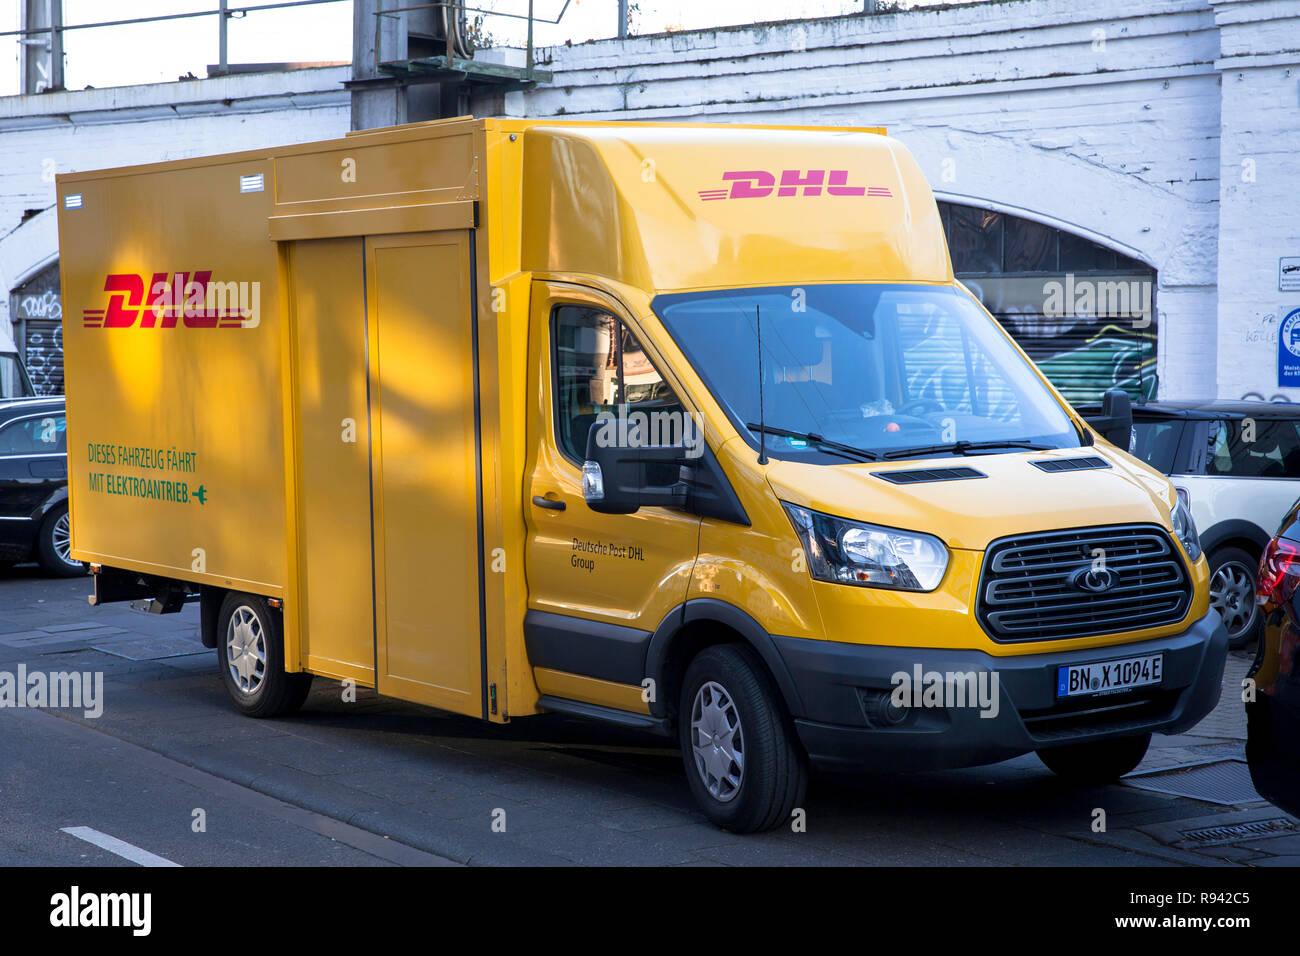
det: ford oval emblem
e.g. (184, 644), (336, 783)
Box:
(1070, 566), (1118, 593)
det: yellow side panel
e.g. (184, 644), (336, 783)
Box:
(368, 232), (483, 716)
(288, 238), (376, 683)
(57, 160), (287, 594)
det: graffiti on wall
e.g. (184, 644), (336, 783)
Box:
(9, 262), (63, 396)
(939, 202), (1158, 405)
(962, 275), (1158, 405)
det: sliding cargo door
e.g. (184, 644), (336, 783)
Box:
(366, 232), (484, 716)
(289, 237), (376, 686)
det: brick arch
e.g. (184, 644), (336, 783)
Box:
(929, 194), (1159, 404)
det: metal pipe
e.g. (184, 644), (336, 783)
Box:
(49, 0), (63, 91)
(218, 0), (228, 74)
(445, 0), (453, 64)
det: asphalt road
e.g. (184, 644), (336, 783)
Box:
(0, 564), (1294, 867)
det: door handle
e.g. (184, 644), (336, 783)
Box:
(532, 495), (566, 512)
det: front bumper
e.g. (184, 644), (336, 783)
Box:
(773, 609), (1228, 771)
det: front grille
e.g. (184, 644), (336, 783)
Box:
(978, 524), (1192, 642)
(1019, 690), (1180, 741)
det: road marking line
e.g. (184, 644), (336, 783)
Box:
(24, 709), (460, 866)
(60, 826), (182, 867)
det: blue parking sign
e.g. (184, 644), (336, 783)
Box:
(1280, 308), (1300, 387)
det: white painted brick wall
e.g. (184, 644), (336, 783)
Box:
(1213, 0), (1300, 401)
(482, 0), (1295, 401)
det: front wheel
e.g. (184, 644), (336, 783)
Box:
(1037, 732), (1150, 784)
(36, 504), (86, 577)
(216, 592), (313, 718)
(678, 644), (807, 833)
(1208, 547), (1262, 649)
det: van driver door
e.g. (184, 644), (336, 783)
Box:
(522, 281), (701, 707)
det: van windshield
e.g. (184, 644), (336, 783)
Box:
(652, 283), (1080, 463)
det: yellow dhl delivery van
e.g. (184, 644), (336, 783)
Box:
(57, 117), (1228, 832)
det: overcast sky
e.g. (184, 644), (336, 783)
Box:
(1, 0), (921, 95)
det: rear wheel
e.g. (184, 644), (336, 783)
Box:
(1038, 732), (1150, 784)
(216, 592), (312, 718)
(1208, 546), (1261, 649)
(678, 644), (807, 833)
(36, 504), (85, 577)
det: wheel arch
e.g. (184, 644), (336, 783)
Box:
(1200, 519), (1270, 560)
(645, 598), (805, 727)
(37, 485), (69, 519)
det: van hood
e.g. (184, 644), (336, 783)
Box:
(763, 444), (1176, 551)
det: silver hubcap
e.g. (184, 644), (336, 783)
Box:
(52, 512), (76, 566)
(690, 680), (744, 802)
(226, 607), (267, 694)
(1209, 560), (1258, 638)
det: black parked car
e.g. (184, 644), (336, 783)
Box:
(1081, 399), (1300, 648)
(1248, 500), (1300, 816)
(0, 397), (83, 577)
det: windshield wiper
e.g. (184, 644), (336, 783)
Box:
(881, 439), (1055, 460)
(745, 423), (881, 462)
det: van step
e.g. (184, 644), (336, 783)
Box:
(537, 695), (671, 736)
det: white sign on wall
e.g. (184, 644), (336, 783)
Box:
(1281, 257), (1300, 292)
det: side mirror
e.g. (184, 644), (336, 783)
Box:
(582, 424), (689, 515)
(1088, 388), (1133, 450)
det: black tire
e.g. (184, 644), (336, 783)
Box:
(215, 592), (313, 718)
(678, 644), (807, 833)
(36, 504), (86, 577)
(1038, 732), (1151, 784)
(1207, 546), (1262, 649)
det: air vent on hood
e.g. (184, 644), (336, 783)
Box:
(874, 466), (986, 485)
(1030, 456), (1111, 473)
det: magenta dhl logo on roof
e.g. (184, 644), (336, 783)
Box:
(698, 170), (894, 202)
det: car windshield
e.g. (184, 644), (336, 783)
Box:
(652, 283), (1080, 463)
(1131, 419), (1184, 473)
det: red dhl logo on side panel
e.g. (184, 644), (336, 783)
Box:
(698, 170), (894, 202)
(81, 273), (261, 329)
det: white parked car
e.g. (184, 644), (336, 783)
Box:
(1120, 400), (1300, 647)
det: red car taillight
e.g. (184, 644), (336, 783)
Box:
(1258, 537), (1300, 601)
